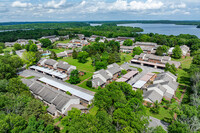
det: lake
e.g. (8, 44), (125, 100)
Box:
(118, 23), (200, 38)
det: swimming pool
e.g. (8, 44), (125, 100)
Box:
(42, 53), (51, 56)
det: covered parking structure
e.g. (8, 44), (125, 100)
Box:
(131, 59), (165, 69)
(30, 66), (67, 80)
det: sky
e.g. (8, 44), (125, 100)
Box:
(0, 0), (199, 22)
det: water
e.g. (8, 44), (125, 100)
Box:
(118, 23), (200, 38)
(42, 53), (51, 56)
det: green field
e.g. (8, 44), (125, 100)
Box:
(79, 72), (93, 81)
(89, 106), (99, 116)
(78, 81), (99, 92)
(60, 57), (95, 72)
(172, 56), (192, 86)
(146, 107), (172, 120)
(53, 39), (71, 45)
(43, 48), (66, 53)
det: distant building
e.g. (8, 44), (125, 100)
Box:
(132, 73), (156, 89)
(56, 50), (73, 58)
(120, 46), (135, 53)
(168, 45), (190, 58)
(180, 45), (190, 57)
(92, 63), (137, 88)
(134, 42), (157, 47)
(41, 35), (59, 43)
(37, 59), (76, 76)
(131, 53), (181, 69)
(143, 72), (179, 103)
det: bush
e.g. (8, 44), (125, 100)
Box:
(171, 98), (176, 103)
(66, 91), (72, 95)
(86, 81), (92, 88)
(121, 70), (127, 75)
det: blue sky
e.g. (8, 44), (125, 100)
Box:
(0, 0), (199, 22)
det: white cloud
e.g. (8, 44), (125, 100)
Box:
(170, 3), (186, 9)
(46, 0), (66, 8)
(129, 0), (163, 10)
(11, 1), (32, 8)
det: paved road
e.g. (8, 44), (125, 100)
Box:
(149, 116), (169, 131)
(127, 63), (164, 85)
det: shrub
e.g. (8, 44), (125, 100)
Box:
(121, 70), (127, 75)
(86, 81), (92, 88)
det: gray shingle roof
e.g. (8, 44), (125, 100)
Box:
(97, 69), (112, 80)
(143, 90), (163, 103)
(29, 82), (44, 95)
(160, 81), (179, 91)
(21, 79), (33, 87)
(45, 59), (57, 66)
(107, 67), (121, 75)
(57, 61), (71, 70)
(92, 77), (106, 86)
(52, 94), (71, 111)
(38, 87), (58, 103)
(155, 72), (177, 82)
(120, 64), (137, 71)
(148, 83), (167, 93)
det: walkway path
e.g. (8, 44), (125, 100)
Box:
(178, 89), (186, 105)
(77, 76), (92, 86)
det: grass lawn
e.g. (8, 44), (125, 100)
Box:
(26, 76), (35, 79)
(172, 57), (192, 86)
(118, 53), (133, 65)
(146, 107), (172, 120)
(79, 72), (93, 81)
(90, 106), (99, 116)
(43, 48), (66, 53)
(152, 72), (160, 74)
(3, 47), (13, 52)
(175, 86), (185, 100)
(60, 57), (95, 72)
(130, 66), (143, 72)
(53, 39), (71, 45)
(78, 81), (99, 92)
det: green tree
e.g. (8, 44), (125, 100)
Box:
(192, 54), (200, 65)
(29, 44), (38, 52)
(0, 46), (3, 54)
(22, 51), (37, 67)
(39, 38), (52, 48)
(13, 43), (22, 50)
(50, 51), (57, 60)
(155, 46), (165, 56)
(12, 49), (16, 55)
(95, 61), (107, 71)
(77, 51), (89, 63)
(168, 121), (190, 133)
(172, 45), (182, 59)
(6, 78), (28, 94)
(69, 69), (81, 84)
(132, 46), (143, 57)
(72, 49), (78, 59)
(86, 81), (92, 88)
(121, 70), (127, 75)
(0, 42), (5, 49)
(95, 37), (100, 42)
(149, 126), (166, 133)
(123, 39), (133, 46)
(165, 63), (177, 75)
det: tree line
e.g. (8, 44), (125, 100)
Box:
(0, 55), (55, 132)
